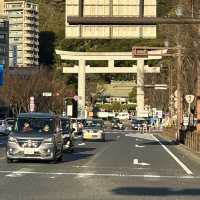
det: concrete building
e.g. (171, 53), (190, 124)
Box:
(65, 0), (157, 39)
(4, 0), (39, 67)
(0, 15), (9, 67)
(0, 0), (4, 14)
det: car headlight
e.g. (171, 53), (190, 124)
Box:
(43, 138), (53, 143)
(98, 130), (103, 134)
(8, 136), (17, 143)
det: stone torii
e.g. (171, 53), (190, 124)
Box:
(56, 50), (165, 118)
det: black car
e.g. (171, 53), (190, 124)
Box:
(7, 112), (63, 163)
(131, 118), (148, 130)
(111, 118), (124, 129)
(60, 117), (74, 152)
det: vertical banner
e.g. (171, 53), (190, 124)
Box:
(30, 96), (35, 112)
(13, 45), (17, 67)
(0, 64), (4, 86)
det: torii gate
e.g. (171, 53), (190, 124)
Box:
(56, 50), (165, 118)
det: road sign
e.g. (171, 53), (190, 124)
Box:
(185, 95), (195, 104)
(67, 105), (73, 117)
(132, 48), (148, 58)
(42, 92), (52, 97)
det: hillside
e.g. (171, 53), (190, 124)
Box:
(38, 0), (175, 65)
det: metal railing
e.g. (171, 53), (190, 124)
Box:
(185, 131), (200, 152)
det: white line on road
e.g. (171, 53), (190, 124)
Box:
(151, 135), (193, 175)
(0, 170), (196, 179)
(135, 144), (145, 148)
(78, 143), (85, 146)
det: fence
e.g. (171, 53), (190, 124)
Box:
(185, 131), (200, 153)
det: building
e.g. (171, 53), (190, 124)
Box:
(4, 0), (39, 67)
(0, 0), (4, 14)
(0, 15), (9, 67)
(97, 81), (137, 104)
(65, 0), (157, 39)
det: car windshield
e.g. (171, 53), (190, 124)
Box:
(132, 119), (146, 124)
(85, 120), (103, 128)
(112, 118), (120, 123)
(14, 117), (54, 134)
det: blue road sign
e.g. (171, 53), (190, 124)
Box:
(0, 64), (4, 86)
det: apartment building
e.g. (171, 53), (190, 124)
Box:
(0, 15), (9, 67)
(0, 0), (4, 14)
(65, 0), (157, 39)
(4, 0), (39, 67)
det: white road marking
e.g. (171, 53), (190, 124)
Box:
(125, 133), (155, 141)
(0, 170), (196, 179)
(151, 135), (193, 175)
(78, 143), (85, 146)
(6, 168), (33, 178)
(135, 144), (145, 148)
(133, 158), (151, 166)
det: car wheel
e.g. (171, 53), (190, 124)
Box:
(7, 158), (13, 163)
(50, 149), (57, 164)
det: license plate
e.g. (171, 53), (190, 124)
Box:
(24, 148), (35, 155)
(92, 135), (98, 138)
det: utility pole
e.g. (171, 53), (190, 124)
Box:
(197, 59), (200, 132)
(176, 44), (183, 141)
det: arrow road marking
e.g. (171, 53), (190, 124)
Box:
(135, 144), (145, 148)
(133, 159), (151, 166)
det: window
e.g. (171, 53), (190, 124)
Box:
(0, 47), (5, 53)
(0, 34), (5, 40)
(0, 22), (5, 28)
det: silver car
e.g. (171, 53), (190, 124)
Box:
(7, 112), (63, 163)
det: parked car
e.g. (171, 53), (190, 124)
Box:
(82, 119), (105, 141)
(111, 118), (124, 130)
(7, 112), (63, 163)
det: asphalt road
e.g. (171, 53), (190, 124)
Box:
(0, 130), (200, 200)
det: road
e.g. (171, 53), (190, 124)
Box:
(0, 130), (200, 200)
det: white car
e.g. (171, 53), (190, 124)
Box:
(82, 119), (105, 141)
